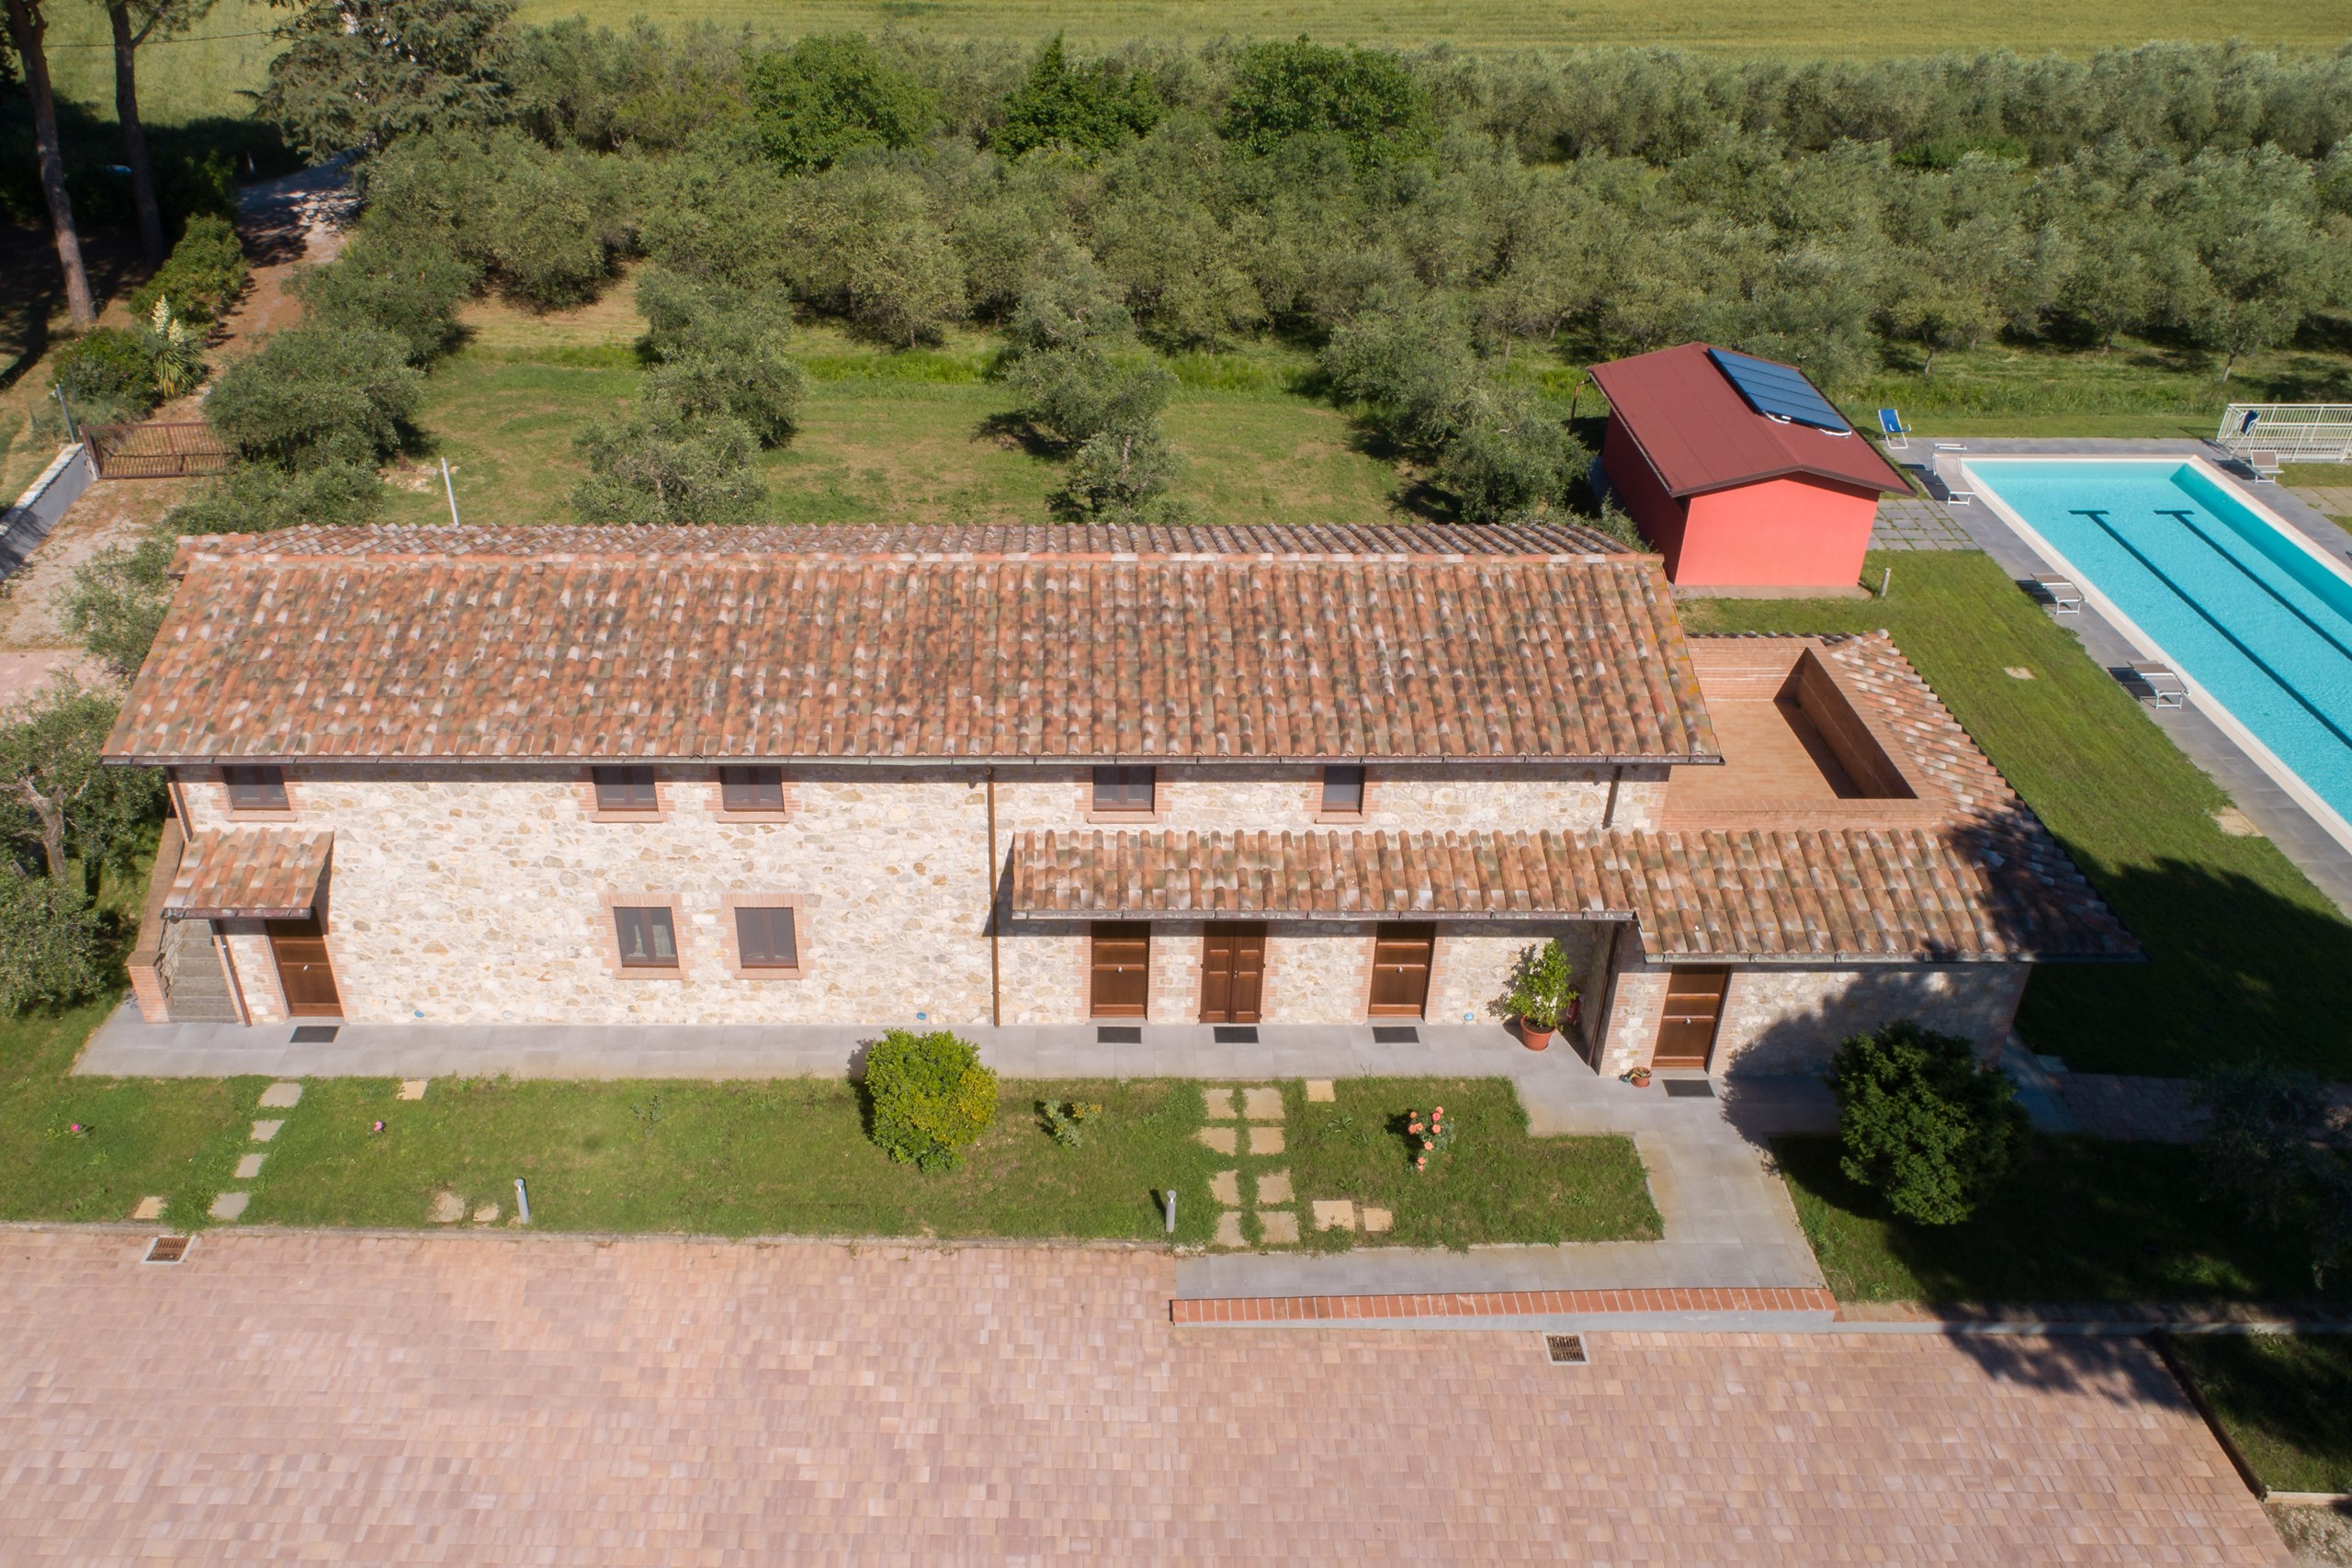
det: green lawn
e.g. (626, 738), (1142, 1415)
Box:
(1279, 1077), (1660, 1252)
(2164, 1334), (2352, 1495)
(243, 1075), (1226, 1241)
(1779, 1134), (2343, 1304)
(379, 307), (1408, 530)
(0, 998), (259, 1225)
(1680, 550), (2352, 1077)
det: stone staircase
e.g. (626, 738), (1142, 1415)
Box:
(160, 918), (239, 1022)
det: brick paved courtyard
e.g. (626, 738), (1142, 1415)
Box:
(0, 1230), (2290, 1564)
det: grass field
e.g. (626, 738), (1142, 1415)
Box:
(30, 0), (2352, 129)
(1777, 1134), (2345, 1304)
(1680, 550), (2352, 1077)
(2163, 1334), (2352, 1495)
(1276, 1077), (1660, 1251)
(382, 298), (1413, 528)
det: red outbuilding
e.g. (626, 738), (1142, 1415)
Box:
(1588, 344), (1909, 592)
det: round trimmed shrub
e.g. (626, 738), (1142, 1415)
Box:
(864, 1028), (1000, 1173)
(1829, 1020), (2026, 1226)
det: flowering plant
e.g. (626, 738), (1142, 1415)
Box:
(1407, 1104), (1456, 1172)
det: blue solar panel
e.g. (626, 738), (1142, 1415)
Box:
(1707, 347), (1851, 434)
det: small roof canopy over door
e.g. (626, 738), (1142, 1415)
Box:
(165, 829), (333, 920)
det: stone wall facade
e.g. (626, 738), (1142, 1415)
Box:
(1594, 931), (2031, 1078)
(169, 762), (1653, 1028)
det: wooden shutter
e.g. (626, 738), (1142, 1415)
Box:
(1200, 922), (1267, 1023)
(266, 915), (342, 1017)
(1091, 922), (1151, 1017)
(1654, 967), (1730, 1069)
(1367, 923), (1435, 1017)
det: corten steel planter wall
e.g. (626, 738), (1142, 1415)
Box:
(85, 423), (233, 479)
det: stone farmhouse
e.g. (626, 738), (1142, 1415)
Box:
(108, 522), (2135, 1077)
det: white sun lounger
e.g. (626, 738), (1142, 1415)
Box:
(2131, 662), (2187, 708)
(2031, 575), (2082, 614)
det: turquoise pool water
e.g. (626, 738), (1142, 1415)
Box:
(1966, 459), (2352, 826)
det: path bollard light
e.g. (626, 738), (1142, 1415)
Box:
(514, 1178), (531, 1224)
(1163, 1189), (1176, 1235)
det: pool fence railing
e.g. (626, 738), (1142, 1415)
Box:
(2217, 404), (2352, 464)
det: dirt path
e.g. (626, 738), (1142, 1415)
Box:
(0, 163), (356, 689)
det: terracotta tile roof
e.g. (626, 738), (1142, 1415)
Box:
(1007, 634), (2135, 961)
(166, 829), (332, 919)
(1589, 344), (1909, 499)
(168, 521), (1634, 572)
(1008, 827), (2136, 962)
(109, 532), (1716, 764)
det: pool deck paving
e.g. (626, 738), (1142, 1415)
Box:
(0, 1226), (2293, 1564)
(1911, 435), (2352, 918)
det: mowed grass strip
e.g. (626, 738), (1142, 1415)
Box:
(1679, 550), (2352, 1077)
(240, 1075), (1225, 1243)
(1281, 1077), (1660, 1252)
(2162, 1334), (2352, 1495)
(1777, 1134), (2343, 1305)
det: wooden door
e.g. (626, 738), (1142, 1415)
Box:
(1367, 923), (1436, 1018)
(266, 915), (344, 1019)
(1200, 922), (1267, 1023)
(1090, 922), (1151, 1018)
(1654, 966), (1729, 1069)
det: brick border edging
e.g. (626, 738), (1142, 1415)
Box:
(1170, 1287), (1837, 1324)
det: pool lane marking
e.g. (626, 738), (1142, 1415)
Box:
(2153, 509), (2352, 672)
(2068, 507), (2352, 753)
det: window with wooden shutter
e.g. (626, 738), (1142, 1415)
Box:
(734, 905), (798, 968)
(718, 766), (786, 813)
(1091, 766), (1156, 814)
(223, 765), (289, 812)
(593, 766), (660, 813)
(613, 906), (679, 967)
(1320, 765), (1367, 816)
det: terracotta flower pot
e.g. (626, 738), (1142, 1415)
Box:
(1629, 1067), (1653, 1089)
(1519, 1018), (1554, 1052)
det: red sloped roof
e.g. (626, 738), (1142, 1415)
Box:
(1588, 343), (1909, 500)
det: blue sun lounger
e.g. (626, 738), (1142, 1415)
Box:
(1877, 408), (1909, 449)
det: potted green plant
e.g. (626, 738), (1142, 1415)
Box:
(1499, 939), (1577, 1052)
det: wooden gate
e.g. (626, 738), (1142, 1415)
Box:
(85, 422), (233, 479)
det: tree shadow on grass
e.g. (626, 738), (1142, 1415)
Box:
(2019, 856), (2352, 1079)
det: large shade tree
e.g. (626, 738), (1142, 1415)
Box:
(4, 0), (96, 326)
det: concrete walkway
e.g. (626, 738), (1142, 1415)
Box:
(1914, 435), (2352, 917)
(1179, 1070), (1834, 1300)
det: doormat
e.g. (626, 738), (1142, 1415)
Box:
(1213, 1026), (1259, 1043)
(1371, 1026), (1419, 1043)
(1096, 1026), (1142, 1044)
(290, 1025), (339, 1043)
(1663, 1078), (1715, 1098)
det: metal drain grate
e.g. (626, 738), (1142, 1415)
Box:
(290, 1025), (339, 1043)
(1371, 1026), (1419, 1043)
(1213, 1025), (1259, 1044)
(1544, 1334), (1589, 1365)
(143, 1235), (191, 1265)
(1662, 1078), (1715, 1099)
(1096, 1025), (1142, 1044)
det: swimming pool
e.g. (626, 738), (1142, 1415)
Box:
(1962, 457), (2352, 848)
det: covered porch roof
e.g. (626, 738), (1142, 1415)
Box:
(166, 828), (333, 920)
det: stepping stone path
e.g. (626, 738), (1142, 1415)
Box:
(1201, 1085), (1306, 1249)
(130, 1196), (165, 1222)
(206, 1085), (305, 1225)
(397, 1079), (429, 1100)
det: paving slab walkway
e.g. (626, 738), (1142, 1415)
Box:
(0, 1228), (2290, 1565)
